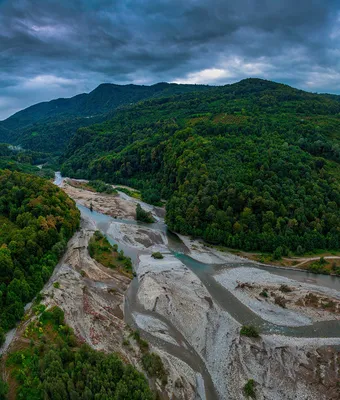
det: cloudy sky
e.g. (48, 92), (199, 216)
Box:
(1, 0), (340, 119)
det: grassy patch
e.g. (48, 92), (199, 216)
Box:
(116, 186), (141, 199)
(304, 257), (340, 276)
(88, 231), (133, 277)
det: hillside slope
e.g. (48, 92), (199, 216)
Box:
(61, 78), (340, 254)
(0, 170), (80, 333)
(0, 82), (210, 152)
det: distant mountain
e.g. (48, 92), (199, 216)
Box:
(0, 82), (211, 152)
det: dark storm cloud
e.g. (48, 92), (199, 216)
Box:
(0, 0), (339, 119)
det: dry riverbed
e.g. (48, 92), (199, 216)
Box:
(5, 175), (338, 400)
(64, 180), (340, 399)
(62, 180), (137, 219)
(215, 267), (340, 327)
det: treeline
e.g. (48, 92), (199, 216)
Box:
(59, 79), (340, 254)
(0, 170), (80, 333)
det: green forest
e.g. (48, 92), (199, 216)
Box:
(0, 144), (57, 179)
(0, 170), (80, 334)
(5, 305), (154, 400)
(0, 83), (209, 153)
(60, 79), (340, 255)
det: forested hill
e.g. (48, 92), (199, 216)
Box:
(0, 82), (210, 152)
(61, 78), (340, 255)
(0, 170), (80, 335)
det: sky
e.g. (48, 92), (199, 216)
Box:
(1, 0), (340, 119)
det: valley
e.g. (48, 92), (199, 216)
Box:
(2, 0), (340, 397)
(1, 79), (340, 399)
(3, 172), (338, 399)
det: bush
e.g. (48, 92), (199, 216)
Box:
(136, 204), (154, 223)
(240, 325), (259, 338)
(152, 252), (164, 259)
(142, 353), (168, 385)
(88, 180), (116, 194)
(259, 290), (268, 298)
(244, 379), (256, 399)
(273, 246), (282, 260)
(40, 306), (65, 326)
(319, 256), (327, 266)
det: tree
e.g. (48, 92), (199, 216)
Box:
(136, 204), (154, 223)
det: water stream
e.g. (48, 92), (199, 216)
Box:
(78, 197), (340, 338)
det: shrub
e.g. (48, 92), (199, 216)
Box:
(319, 256), (327, 266)
(129, 330), (149, 352)
(273, 246), (282, 260)
(53, 282), (60, 289)
(88, 180), (116, 194)
(240, 325), (259, 338)
(244, 379), (256, 399)
(136, 204), (154, 223)
(40, 306), (65, 326)
(259, 290), (268, 298)
(152, 252), (164, 259)
(142, 353), (168, 385)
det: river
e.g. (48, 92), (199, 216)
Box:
(55, 172), (340, 399)
(77, 201), (340, 335)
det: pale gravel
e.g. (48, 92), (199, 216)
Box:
(214, 267), (340, 326)
(178, 234), (248, 264)
(132, 312), (180, 346)
(152, 348), (202, 400)
(107, 221), (168, 251)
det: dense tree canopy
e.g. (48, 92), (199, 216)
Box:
(0, 143), (57, 178)
(0, 170), (80, 332)
(0, 83), (210, 152)
(61, 79), (340, 254)
(7, 306), (153, 400)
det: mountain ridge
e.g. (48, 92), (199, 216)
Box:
(0, 81), (211, 151)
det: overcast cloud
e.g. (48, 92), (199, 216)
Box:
(0, 0), (340, 119)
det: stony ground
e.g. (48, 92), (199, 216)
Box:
(5, 178), (339, 400)
(215, 267), (340, 326)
